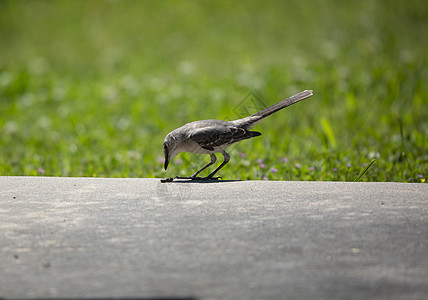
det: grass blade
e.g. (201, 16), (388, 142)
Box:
(354, 159), (377, 182)
(320, 117), (337, 149)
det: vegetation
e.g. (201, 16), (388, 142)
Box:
(0, 0), (426, 181)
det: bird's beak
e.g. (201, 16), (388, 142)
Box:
(164, 149), (169, 170)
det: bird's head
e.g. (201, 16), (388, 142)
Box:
(163, 133), (180, 170)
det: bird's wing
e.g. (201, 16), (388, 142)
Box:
(189, 125), (261, 151)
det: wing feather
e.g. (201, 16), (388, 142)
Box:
(190, 125), (261, 151)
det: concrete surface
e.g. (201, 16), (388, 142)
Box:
(0, 177), (427, 300)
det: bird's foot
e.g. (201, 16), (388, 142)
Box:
(173, 176), (195, 180)
(161, 176), (223, 183)
(161, 176), (197, 182)
(179, 176), (222, 181)
(160, 177), (174, 183)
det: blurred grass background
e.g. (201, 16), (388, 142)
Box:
(0, 0), (427, 181)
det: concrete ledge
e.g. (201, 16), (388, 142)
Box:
(1, 177), (427, 299)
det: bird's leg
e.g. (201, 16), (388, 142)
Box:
(204, 150), (230, 180)
(191, 153), (217, 178)
(175, 153), (217, 180)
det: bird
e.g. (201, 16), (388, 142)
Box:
(162, 89), (313, 182)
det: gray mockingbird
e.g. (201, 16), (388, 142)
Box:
(162, 89), (313, 181)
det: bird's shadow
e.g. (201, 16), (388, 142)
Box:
(160, 178), (242, 184)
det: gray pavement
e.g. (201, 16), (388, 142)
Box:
(0, 177), (427, 300)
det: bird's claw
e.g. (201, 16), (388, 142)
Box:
(160, 177), (174, 183)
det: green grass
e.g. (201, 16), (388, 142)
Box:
(0, 0), (427, 182)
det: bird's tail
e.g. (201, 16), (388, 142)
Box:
(251, 90), (313, 119)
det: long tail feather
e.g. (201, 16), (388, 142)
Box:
(251, 90), (313, 119)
